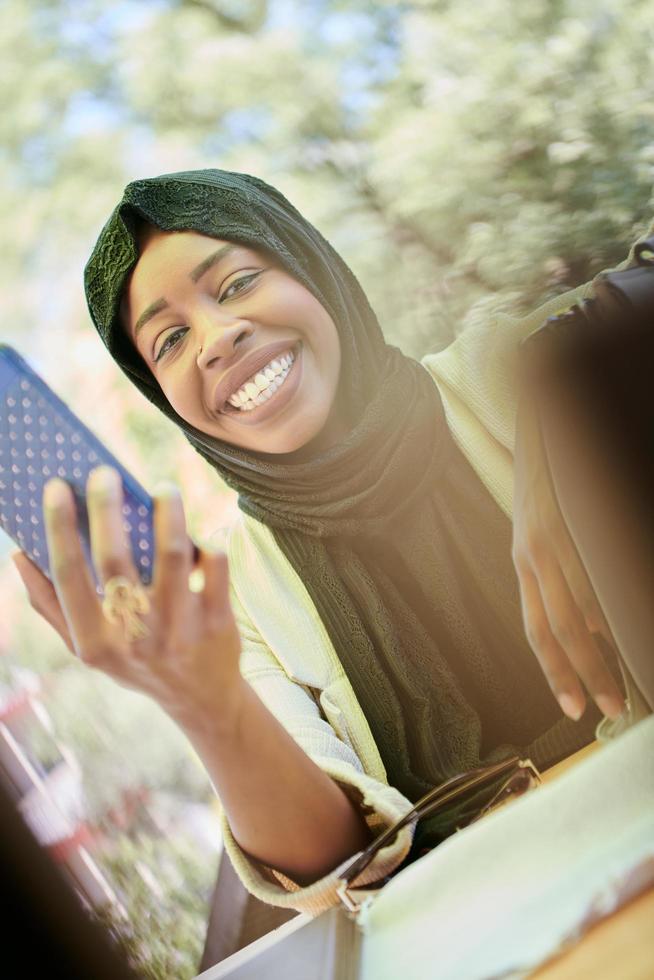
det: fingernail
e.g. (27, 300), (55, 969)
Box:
(559, 693), (583, 721)
(152, 480), (180, 498)
(43, 478), (70, 508)
(188, 568), (205, 593)
(88, 466), (121, 493)
(596, 694), (624, 719)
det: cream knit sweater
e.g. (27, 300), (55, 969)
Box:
(207, 230), (652, 917)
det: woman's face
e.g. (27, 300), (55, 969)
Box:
(121, 227), (346, 457)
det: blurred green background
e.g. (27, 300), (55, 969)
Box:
(1, 0), (653, 975)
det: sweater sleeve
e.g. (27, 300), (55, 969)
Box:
(210, 565), (416, 916)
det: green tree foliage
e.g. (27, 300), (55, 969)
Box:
(2, 0), (652, 369)
(35, 667), (216, 819)
(91, 833), (215, 979)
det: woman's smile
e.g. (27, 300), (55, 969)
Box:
(121, 227), (348, 456)
(220, 342), (302, 423)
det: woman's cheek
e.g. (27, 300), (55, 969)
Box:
(159, 372), (199, 424)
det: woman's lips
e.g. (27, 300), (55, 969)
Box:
(221, 344), (302, 425)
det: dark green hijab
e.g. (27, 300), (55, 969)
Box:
(85, 170), (596, 849)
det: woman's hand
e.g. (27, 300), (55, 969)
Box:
(11, 466), (243, 733)
(512, 395), (625, 722)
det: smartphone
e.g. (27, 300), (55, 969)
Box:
(0, 344), (155, 588)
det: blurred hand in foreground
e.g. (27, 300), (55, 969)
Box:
(512, 395), (624, 722)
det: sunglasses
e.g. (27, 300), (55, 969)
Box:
(337, 755), (541, 913)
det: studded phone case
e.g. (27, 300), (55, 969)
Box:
(0, 345), (155, 588)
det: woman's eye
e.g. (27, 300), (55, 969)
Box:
(154, 327), (187, 363)
(219, 271), (261, 303)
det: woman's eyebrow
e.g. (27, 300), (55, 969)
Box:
(189, 243), (241, 283)
(134, 298), (168, 339)
(133, 243), (243, 339)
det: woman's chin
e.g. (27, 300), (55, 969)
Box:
(194, 413), (321, 456)
(251, 426), (325, 458)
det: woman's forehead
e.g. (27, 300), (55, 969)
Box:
(134, 224), (229, 255)
(132, 226), (272, 270)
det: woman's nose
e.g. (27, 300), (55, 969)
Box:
(196, 318), (254, 371)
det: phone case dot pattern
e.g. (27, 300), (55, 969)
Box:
(0, 373), (154, 585)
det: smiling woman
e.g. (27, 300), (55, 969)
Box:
(17, 168), (650, 925)
(120, 226), (346, 457)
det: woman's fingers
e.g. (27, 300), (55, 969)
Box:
(532, 555), (624, 719)
(43, 478), (105, 660)
(150, 482), (194, 648)
(87, 467), (138, 585)
(517, 565), (586, 718)
(21, 466), (243, 727)
(200, 547), (237, 636)
(11, 550), (75, 652)
(512, 393), (624, 721)
(559, 536), (615, 647)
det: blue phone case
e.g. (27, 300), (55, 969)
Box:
(0, 345), (155, 588)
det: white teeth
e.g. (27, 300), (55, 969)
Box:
(228, 348), (296, 412)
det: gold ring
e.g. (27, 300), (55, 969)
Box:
(101, 575), (151, 641)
